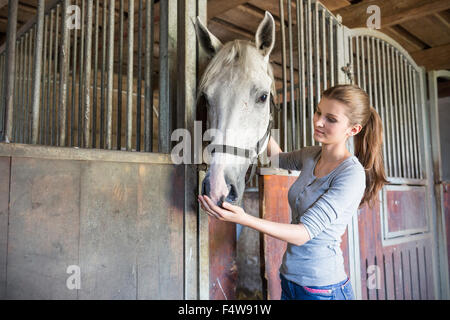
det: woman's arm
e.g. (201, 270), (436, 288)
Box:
(198, 195), (311, 246)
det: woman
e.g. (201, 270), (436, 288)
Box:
(198, 84), (388, 300)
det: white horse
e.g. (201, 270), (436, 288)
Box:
(194, 12), (276, 207)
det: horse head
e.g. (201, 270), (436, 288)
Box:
(194, 12), (276, 207)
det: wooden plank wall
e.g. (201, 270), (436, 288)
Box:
(357, 193), (435, 300)
(0, 154), (184, 299)
(259, 174), (351, 300)
(444, 182), (450, 282)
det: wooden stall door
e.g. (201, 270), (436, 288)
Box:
(259, 174), (351, 300)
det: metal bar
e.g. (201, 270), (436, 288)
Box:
(145, 0), (154, 152)
(2, 0), (18, 143)
(371, 37), (377, 112)
(306, 0), (313, 146)
(287, 0), (295, 150)
(403, 58), (413, 179)
(58, 0), (70, 147)
(13, 40), (20, 143)
(377, 40), (392, 176)
(386, 44), (395, 177)
(83, 0), (93, 148)
(137, 0), (143, 151)
(24, 32), (30, 144)
(18, 37), (25, 143)
(408, 65), (419, 179)
(313, 1), (320, 125)
(361, 36), (366, 91)
(296, 0), (305, 149)
(92, 0), (99, 148)
(355, 36), (360, 87)
(321, 7), (326, 91)
(30, 0), (45, 144)
(411, 68), (422, 179)
(329, 16), (334, 86)
(0, 53), (4, 138)
(78, 0), (85, 147)
(279, 0), (287, 151)
(367, 36), (372, 106)
(392, 48), (401, 177)
(71, 0), (78, 147)
(40, 14), (48, 145)
(399, 56), (410, 178)
(395, 51), (406, 178)
(52, 5), (60, 146)
(100, 0), (106, 148)
(117, 0), (123, 150)
(46, 10), (54, 145)
(126, 0), (134, 151)
(105, 0), (115, 149)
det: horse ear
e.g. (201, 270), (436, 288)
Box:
(255, 11), (276, 60)
(194, 16), (223, 57)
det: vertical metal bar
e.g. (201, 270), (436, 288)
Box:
(386, 44), (395, 177)
(137, 0), (143, 151)
(321, 7), (326, 91)
(329, 17), (334, 87)
(92, 0), (99, 148)
(379, 39), (389, 177)
(15, 39), (22, 142)
(71, 0), (79, 147)
(52, 5), (60, 146)
(296, 0), (305, 149)
(19, 38), (26, 142)
(392, 48), (401, 177)
(403, 59), (413, 179)
(100, 0), (106, 148)
(13, 41), (18, 142)
(24, 33), (30, 144)
(30, 0), (45, 144)
(20, 35), (26, 143)
(306, 0), (313, 146)
(355, 36), (360, 87)
(40, 14), (48, 145)
(126, 0), (134, 151)
(361, 36), (366, 91)
(3, 0), (19, 143)
(46, 10), (54, 145)
(105, 0), (115, 149)
(145, 0), (154, 152)
(411, 68), (422, 179)
(313, 1), (320, 110)
(399, 57), (410, 178)
(0, 53), (4, 138)
(395, 51), (406, 178)
(367, 37), (373, 107)
(117, 0), (123, 150)
(287, 0), (295, 150)
(371, 37), (377, 112)
(58, 0), (70, 147)
(278, 0), (287, 151)
(408, 65), (418, 179)
(78, 0), (85, 147)
(83, 0), (93, 148)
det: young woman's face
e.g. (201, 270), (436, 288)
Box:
(313, 97), (356, 144)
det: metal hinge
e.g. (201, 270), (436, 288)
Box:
(341, 62), (354, 83)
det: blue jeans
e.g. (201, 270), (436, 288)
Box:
(280, 273), (355, 300)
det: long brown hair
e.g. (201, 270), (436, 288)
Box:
(322, 84), (388, 210)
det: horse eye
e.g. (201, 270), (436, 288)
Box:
(258, 94), (268, 103)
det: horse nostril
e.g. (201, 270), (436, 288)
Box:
(202, 177), (210, 196)
(225, 184), (238, 203)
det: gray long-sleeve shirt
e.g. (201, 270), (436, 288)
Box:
(276, 145), (366, 286)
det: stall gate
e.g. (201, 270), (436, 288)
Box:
(258, 0), (446, 300)
(0, 0), (213, 300)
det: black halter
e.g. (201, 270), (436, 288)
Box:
(205, 96), (280, 185)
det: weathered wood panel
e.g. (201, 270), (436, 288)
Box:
(1, 152), (184, 299)
(7, 157), (80, 299)
(358, 192), (436, 300)
(445, 182), (450, 280)
(0, 156), (10, 299)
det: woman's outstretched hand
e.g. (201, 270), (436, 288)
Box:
(198, 195), (247, 224)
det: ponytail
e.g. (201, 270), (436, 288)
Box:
(322, 85), (388, 210)
(354, 106), (389, 209)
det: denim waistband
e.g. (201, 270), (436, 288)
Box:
(304, 277), (349, 291)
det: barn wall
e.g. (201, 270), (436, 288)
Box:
(438, 96), (450, 181)
(0, 143), (184, 299)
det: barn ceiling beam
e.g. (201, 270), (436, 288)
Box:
(333, 0), (450, 28)
(411, 43), (450, 71)
(207, 0), (248, 20)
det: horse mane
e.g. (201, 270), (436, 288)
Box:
(197, 40), (276, 102)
